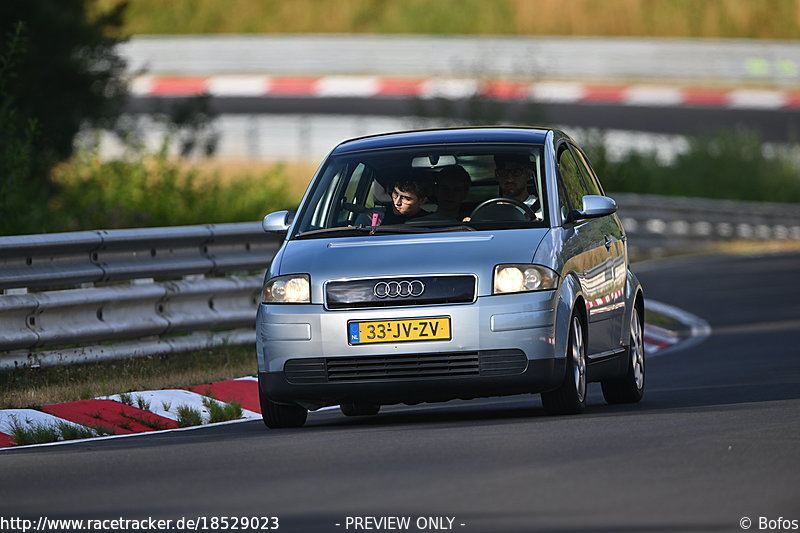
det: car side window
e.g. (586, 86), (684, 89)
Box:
(558, 145), (589, 212)
(556, 175), (571, 223)
(570, 144), (604, 196)
(334, 163), (368, 225)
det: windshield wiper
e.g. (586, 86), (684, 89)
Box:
(428, 224), (477, 232)
(294, 225), (436, 239)
(294, 226), (372, 239)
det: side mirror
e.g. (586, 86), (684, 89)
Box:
(262, 210), (293, 233)
(566, 195), (617, 224)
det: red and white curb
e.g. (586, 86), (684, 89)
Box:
(645, 299), (712, 357)
(0, 377), (263, 449)
(0, 300), (708, 448)
(131, 75), (800, 111)
(644, 323), (680, 353)
(100, 388), (261, 424)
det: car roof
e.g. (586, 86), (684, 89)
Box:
(331, 126), (554, 154)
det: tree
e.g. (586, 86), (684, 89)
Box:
(0, 0), (128, 234)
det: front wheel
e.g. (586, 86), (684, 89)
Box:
(259, 392), (307, 429)
(601, 305), (645, 404)
(541, 313), (587, 415)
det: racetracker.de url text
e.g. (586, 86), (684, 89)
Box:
(0, 516), (280, 532)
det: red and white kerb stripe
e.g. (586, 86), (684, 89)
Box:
(131, 75), (800, 110)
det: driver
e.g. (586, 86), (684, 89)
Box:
(494, 153), (542, 218)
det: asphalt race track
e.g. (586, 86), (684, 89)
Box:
(1, 252), (799, 532)
(129, 96), (800, 143)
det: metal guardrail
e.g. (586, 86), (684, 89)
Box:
(1, 196), (799, 369)
(614, 193), (800, 254)
(0, 222), (279, 290)
(0, 223), (281, 370)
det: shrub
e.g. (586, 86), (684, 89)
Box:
(583, 129), (800, 203)
(176, 404), (203, 427)
(47, 143), (296, 232)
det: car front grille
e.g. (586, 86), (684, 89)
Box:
(283, 349), (527, 384)
(325, 275), (476, 310)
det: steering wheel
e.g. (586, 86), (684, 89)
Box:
(469, 197), (536, 221)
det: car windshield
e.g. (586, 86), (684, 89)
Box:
(292, 144), (548, 239)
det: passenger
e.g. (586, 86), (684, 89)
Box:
(420, 165), (471, 221)
(494, 153), (540, 209)
(381, 177), (432, 224)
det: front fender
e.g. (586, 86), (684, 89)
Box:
(621, 269), (644, 346)
(554, 272), (586, 362)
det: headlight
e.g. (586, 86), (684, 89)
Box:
(262, 274), (310, 303)
(493, 264), (558, 294)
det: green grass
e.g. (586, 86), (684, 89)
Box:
(121, 411), (170, 431)
(117, 392), (133, 406)
(2, 341), (252, 445)
(59, 422), (103, 441)
(87, 424), (115, 437)
(176, 405), (203, 427)
(202, 396), (244, 423)
(0, 345), (256, 410)
(8, 417), (98, 446)
(135, 395), (151, 412)
(114, 0), (800, 39)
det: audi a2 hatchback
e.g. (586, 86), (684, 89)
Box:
(257, 127), (645, 428)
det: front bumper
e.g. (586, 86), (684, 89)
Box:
(260, 356), (565, 410)
(256, 291), (564, 409)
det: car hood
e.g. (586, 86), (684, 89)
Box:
(278, 228), (550, 296)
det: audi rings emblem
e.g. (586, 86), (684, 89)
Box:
(374, 280), (425, 299)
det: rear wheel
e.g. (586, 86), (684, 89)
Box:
(602, 305), (645, 404)
(259, 392), (307, 429)
(340, 402), (381, 416)
(541, 313), (587, 415)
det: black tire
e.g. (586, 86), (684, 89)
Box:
(340, 402), (381, 417)
(602, 305), (645, 404)
(259, 391), (307, 429)
(541, 313), (587, 415)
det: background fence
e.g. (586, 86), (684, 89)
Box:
(122, 35), (800, 85)
(2, 195), (799, 369)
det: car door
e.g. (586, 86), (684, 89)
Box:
(571, 143), (627, 349)
(557, 143), (616, 356)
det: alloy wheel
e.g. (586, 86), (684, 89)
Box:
(571, 316), (587, 403)
(630, 310), (645, 391)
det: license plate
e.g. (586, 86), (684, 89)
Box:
(348, 317), (451, 345)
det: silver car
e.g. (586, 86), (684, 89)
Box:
(257, 127), (645, 428)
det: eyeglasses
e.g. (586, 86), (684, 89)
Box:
(497, 168), (529, 178)
(391, 190), (419, 204)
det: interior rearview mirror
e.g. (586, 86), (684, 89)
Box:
(411, 155), (457, 168)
